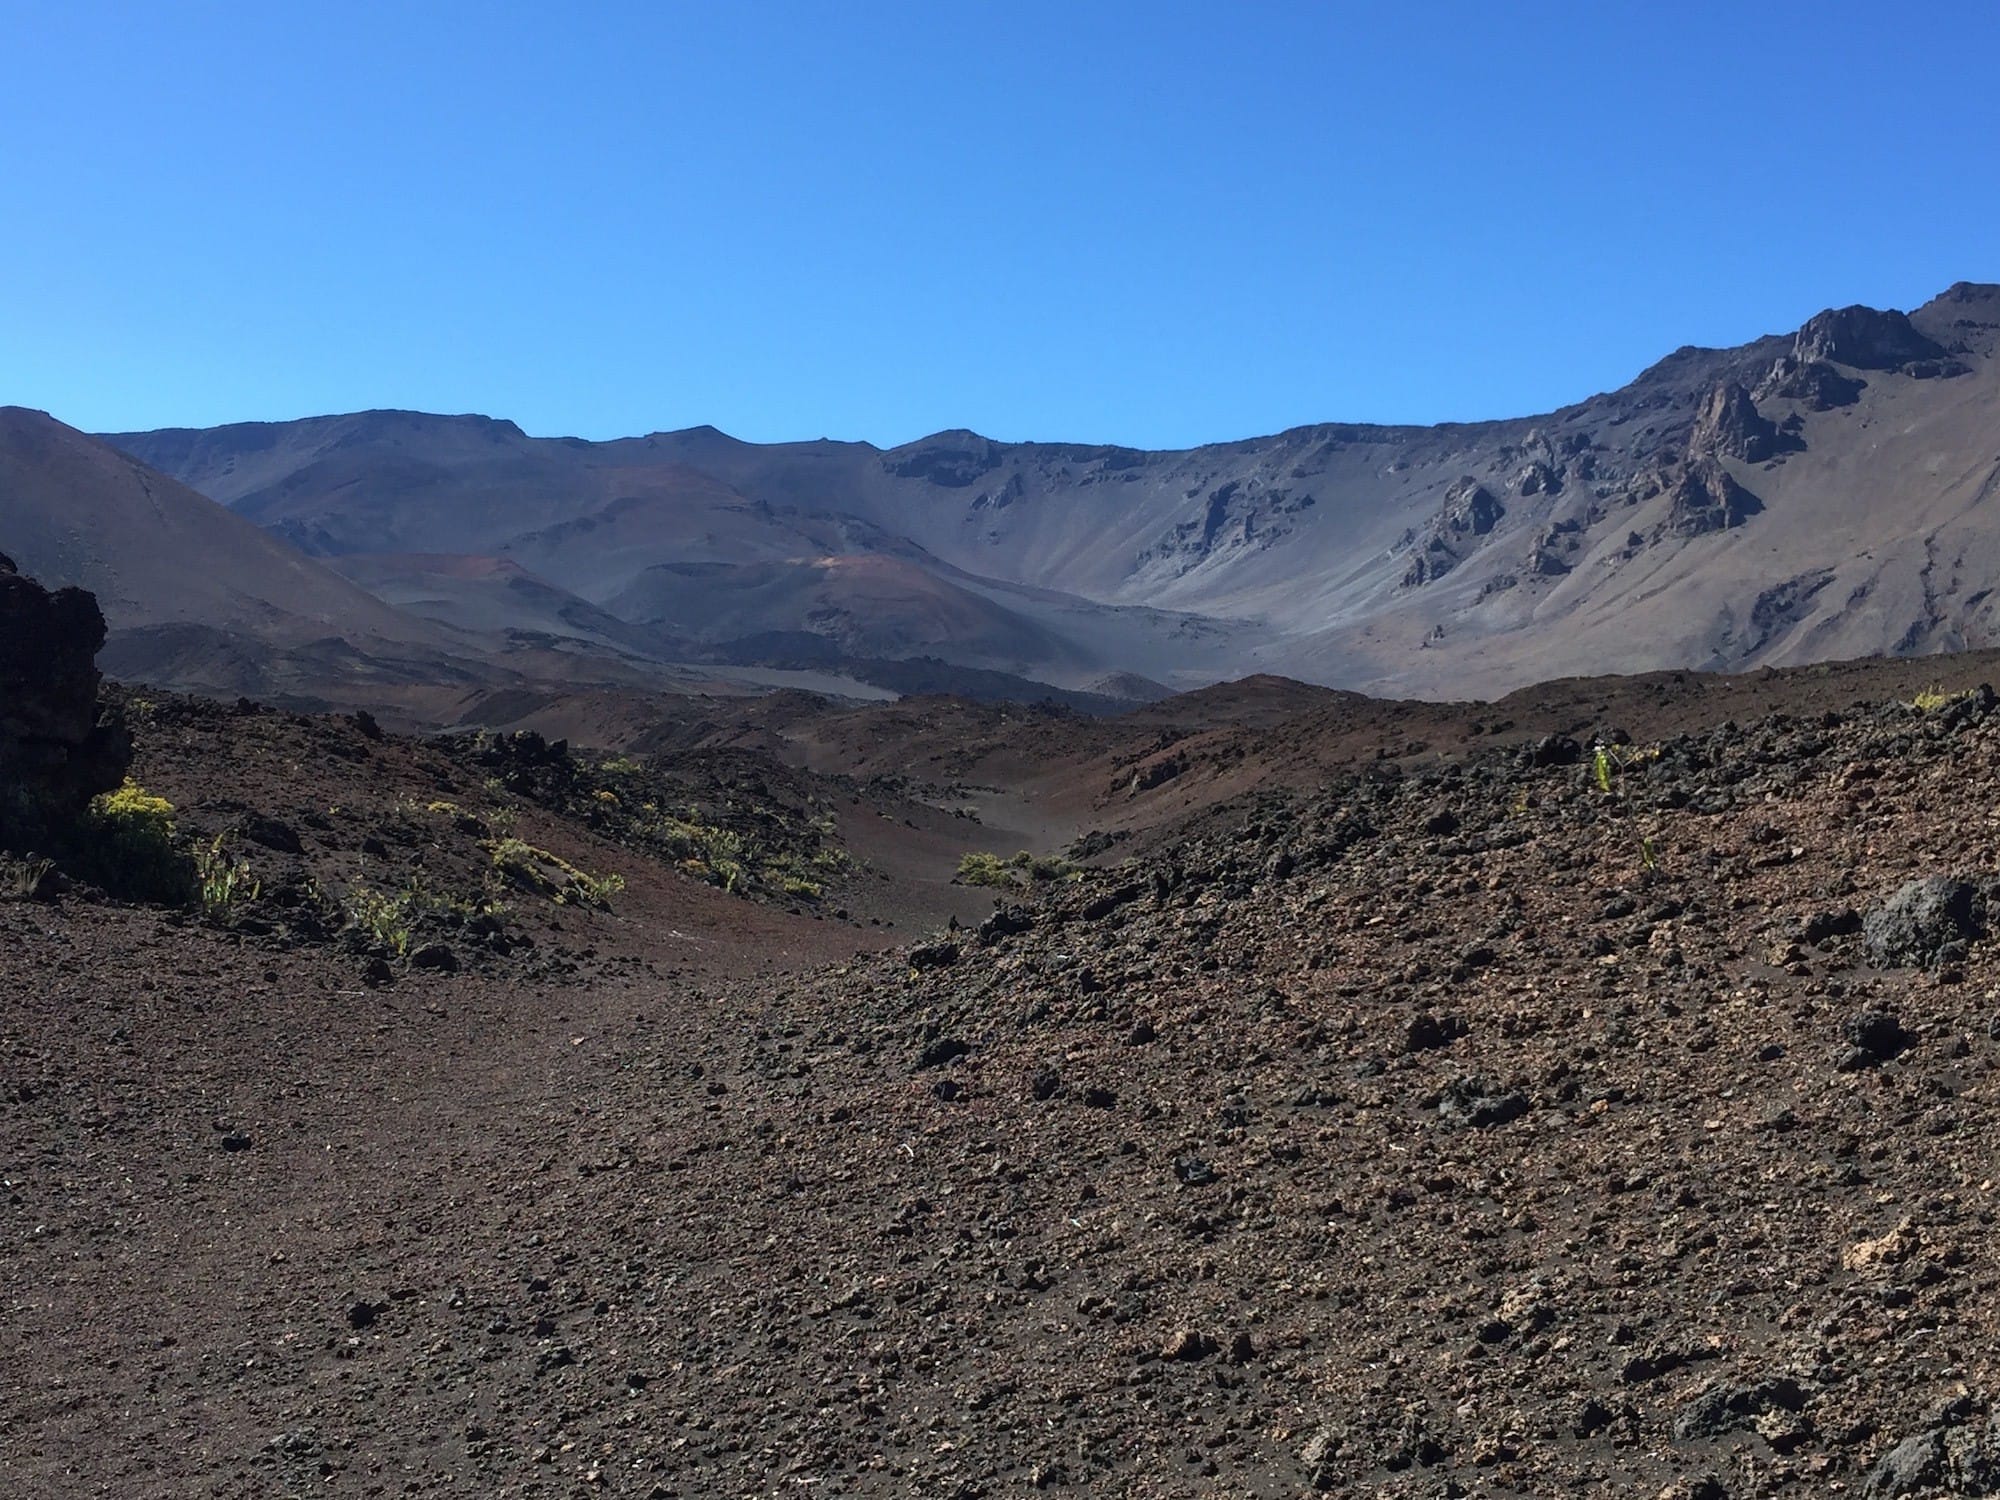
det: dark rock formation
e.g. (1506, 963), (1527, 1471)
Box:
(1516, 461), (1563, 497)
(1794, 305), (1949, 371)
(1443, 478), (1504, 536)
(1689, 382), (1784, 463)
(884, 432), (1003, 487)
(0, 555), (129, 847)
(1665, 459), (1762, 538)
(1756, 357), (1867, 410)
(1863, 876), (1982, 970)
(1402, 478), (1505, 587)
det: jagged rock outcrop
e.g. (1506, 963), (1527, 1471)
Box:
(1794, 305), (1951, 371)
(1665, 459), (1762, 538)
(883, 431), (1004, 487)
(1689, 381), (1784, 463)
(1756, 357), (1867, 410)
(1515, 461), (1563, 498)
(1402, 478), (1504, 587)
(0, 553), (128, 846)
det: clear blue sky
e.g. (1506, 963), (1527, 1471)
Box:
(5, 1), (1996, 448)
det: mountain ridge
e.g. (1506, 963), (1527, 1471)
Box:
(79, 279), (2000, 700)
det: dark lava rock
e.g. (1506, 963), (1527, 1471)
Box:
(1423, 807), (1460, 837)
(977, 906), (1035, 946)
(907, 940), (960, 972)
(1524, 735), (1582, 769)
(1799, 907), (1863, 944)
(1404, 1012), (1466, 1054)
(346, 1300), (378, 1330)
(0, 557), (129, 848)
(1573, 1398), (1615, 1438)
(1080, 883), (1142, 921)
(237, 814), (304, 855)
(1173, 1155), (1217, 1187)
(1865, 1429), (1946, 1498)
(1759, 355), (1866, 409)
(408, 943), (459, 973)
(1863, 876), (1981, 969)
(1161, 1328), (1217, 1361)
(1666, 459), (1761, 538)
(1436, 1077), (1529, 1129)
(1838, 1011), (1909, 1070)
(1672, 1375), (1808, 1443)
(916, 1036), (971, 1069)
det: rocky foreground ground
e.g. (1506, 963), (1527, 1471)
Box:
(12, 670), (2000, 1498)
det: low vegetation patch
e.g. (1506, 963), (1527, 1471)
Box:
(1911, 685), (1971, 713)
(956, 849), (1081, 888)
(487, 836), (625, 909)
(194, 833), (260, 919)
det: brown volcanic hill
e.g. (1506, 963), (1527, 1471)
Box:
(106, 282), (2000, 699)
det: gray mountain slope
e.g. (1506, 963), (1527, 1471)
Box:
(105, 281), (2000, 696)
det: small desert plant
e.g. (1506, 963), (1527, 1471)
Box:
(1592, 745), (1616, 794)
(344, 886), (413, 956)
(194, 833), (261, 918)
(1911, 685), (1967, 713)
(3, 856), (57, 901)
(1589, 742), (1660, 797)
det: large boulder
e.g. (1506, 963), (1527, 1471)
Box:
(1863, 876), (1982, 970)
(0, 553), (128, 846)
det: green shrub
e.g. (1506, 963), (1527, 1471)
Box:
(957, 849), (1079, 887)
(77, 779), (193, 904)
(956, 851), (1015, 887)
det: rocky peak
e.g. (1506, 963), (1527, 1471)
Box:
(884, 432), (1004, 487)
(1793, 305), (1948, 370)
